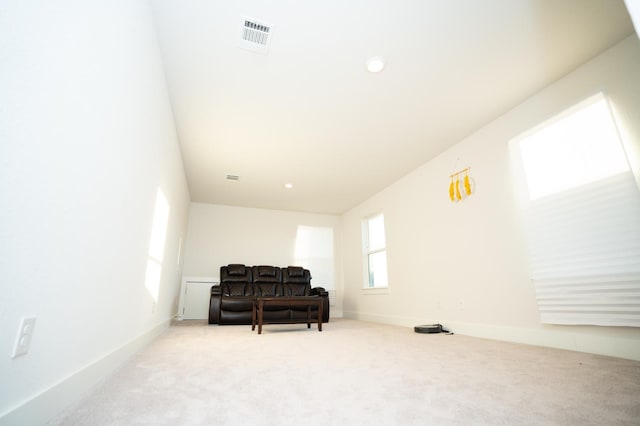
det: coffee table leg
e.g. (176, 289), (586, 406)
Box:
(258, 299), (263, 335)
(251, 301), (256, 331)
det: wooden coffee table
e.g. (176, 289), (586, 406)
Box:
(252, 296), (323, 334)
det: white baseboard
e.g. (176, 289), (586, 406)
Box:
(343, 311), (640, 361)
(0, 320), (170, 426)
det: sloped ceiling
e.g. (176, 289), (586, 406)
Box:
(151, 0), (634, 214)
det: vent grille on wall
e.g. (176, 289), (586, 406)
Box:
(328, 290), (336, 307)
(240, 18), (273, 54)
(225, 174), (240, 182)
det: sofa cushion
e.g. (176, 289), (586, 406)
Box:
(252, 266), (282, 284)
(221, 264), (252, 283)
(283, 267), (311, 284)
(227, 264), (247, 276)
(256, 283), (282, 297)
(223, 282), (253, 297)
(221, 297), (254, 312)
(220, 310), (253, 324)
(283, 283), (311, 296)
(257, 265), (277, 277)
(287, 266), (304, 277)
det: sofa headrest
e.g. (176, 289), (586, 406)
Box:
(287, 266), (304, 277)
(227, 264), (246, 276)
(257, 266), (277, 277)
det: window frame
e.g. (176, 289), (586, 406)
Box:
(361, 213), (389, 294)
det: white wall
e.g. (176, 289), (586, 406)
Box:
(0, 1), (190, 424)
(342, 36), (640, 361)
(183, 203), (342, 312)
(626, 0), (640, 39)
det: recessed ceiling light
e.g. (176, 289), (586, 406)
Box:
(366, 56), (385, 73)
(284, 183), (293, 189)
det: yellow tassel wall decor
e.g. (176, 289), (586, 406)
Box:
(464, 173), (472, 196)
(449, 178), (455, 201)
(449, 166), (473, 202)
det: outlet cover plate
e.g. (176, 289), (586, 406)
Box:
(12, 317), (36, 358)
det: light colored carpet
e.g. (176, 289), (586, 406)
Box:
(51, 319), (640, 426)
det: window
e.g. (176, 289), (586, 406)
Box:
(294, 225), (335, 291)
(518, 96), (630, 200)
(362, 213), (388, 288)
(512, 93), (640, 327)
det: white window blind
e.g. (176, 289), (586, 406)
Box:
(526, 172), (640, 326)
(514, 93), (640, 327)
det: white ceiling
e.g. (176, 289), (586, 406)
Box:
(151, 0), (634, 215)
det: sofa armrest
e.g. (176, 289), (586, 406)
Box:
(311, 287), (330, 323)
(209, 284), (222, 324)
(311, 286), (328, 297)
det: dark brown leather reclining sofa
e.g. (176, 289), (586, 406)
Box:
(208, 264), (330, 325)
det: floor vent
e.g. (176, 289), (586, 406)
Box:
(240, 18), (273, 54)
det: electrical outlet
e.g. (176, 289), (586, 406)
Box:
(12, 317), (36, 358)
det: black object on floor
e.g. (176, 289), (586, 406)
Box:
(414, 324), (453, 334)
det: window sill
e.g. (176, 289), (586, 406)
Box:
(362, 287), (390, 295)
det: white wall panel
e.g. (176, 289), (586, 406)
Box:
(0, 1), (190, 422)
(341, 36), (640, 360)
(183, 203), (342, 295)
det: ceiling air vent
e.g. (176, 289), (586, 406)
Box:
(240, 18), (273, 54)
